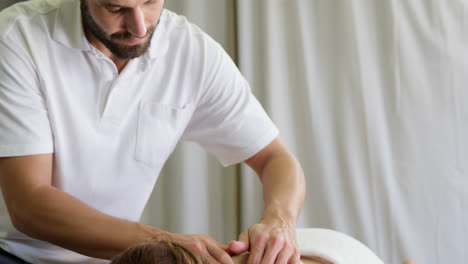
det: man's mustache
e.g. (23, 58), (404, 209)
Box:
(110, 26), (155, 40)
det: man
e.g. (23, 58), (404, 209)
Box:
(0, 0), (305, 263)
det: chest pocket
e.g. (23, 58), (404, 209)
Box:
(134, 102), (193, 169)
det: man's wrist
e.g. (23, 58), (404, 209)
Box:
(261, 205), (298, 227)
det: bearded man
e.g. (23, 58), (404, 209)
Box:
(0, 0), (305, 263)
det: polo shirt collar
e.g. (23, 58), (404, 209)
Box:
(52, 0), (169, 60)
(146, 10), (169, 61)
(52, 0), (89, 51)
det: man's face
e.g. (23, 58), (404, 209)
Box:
(81, 0), (164, 59)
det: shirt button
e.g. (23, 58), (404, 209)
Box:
(139, 62), (146, 72)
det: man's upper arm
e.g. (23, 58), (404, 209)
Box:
(0, 39), (54, 157)
(180, 37), (279, 167)
(0, 154), (53, 226)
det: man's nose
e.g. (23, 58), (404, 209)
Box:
(126, 7), (147, 38)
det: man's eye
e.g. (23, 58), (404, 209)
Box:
(107, 7), (122, 13)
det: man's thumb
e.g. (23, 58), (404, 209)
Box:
(228, 230), (250, 254)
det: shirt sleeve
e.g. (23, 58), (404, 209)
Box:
(181, 37), (278, 167)
(0, 39), (54, 157)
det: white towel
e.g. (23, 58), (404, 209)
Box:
(296, 228), (384, 264)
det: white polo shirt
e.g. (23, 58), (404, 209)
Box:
(0, 0), (278, 263)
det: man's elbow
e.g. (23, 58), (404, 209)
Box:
(6, 197), (36, 235)
(8, 202), (25, 233)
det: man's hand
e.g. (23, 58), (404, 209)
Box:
(169, 233), (234, 264)
(228, 216), (300, 264)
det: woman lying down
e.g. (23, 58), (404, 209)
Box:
(110, 228), (416, 264)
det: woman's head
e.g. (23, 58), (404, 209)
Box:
(111, 241), (210, 264)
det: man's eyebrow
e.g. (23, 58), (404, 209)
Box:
(100, 0), (155, 8)
(99, 1), (127, 8)
(102, 3), (124, 8)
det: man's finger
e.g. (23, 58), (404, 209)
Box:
(211, 239), (231, 252)
(238, 230), (250, 245)
(203, 253), (221, 264)
(274, 244), (293, 264)
(286, 246), (301, 264)
(228, 230), (250, 255)
(260, 236), (283, 264)
(207, 243), (234, 264)
(228, 240), (249, 255)
(247, 233), (268, 264)
(292, 247), (301, 264)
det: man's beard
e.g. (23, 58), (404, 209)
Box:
(80, 0), (157, 59)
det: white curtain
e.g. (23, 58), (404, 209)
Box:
(237, 1), (468, 264)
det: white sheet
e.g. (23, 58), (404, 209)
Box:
(297, 228), (384, 264)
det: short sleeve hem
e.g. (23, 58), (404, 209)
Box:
(218, 127), (279, 167)
(0, 143), (54, 157)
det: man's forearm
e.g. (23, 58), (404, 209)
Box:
(12, 185), (166, 259)
(259, 151), (305, 225)
(229, 138), (305, 263)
